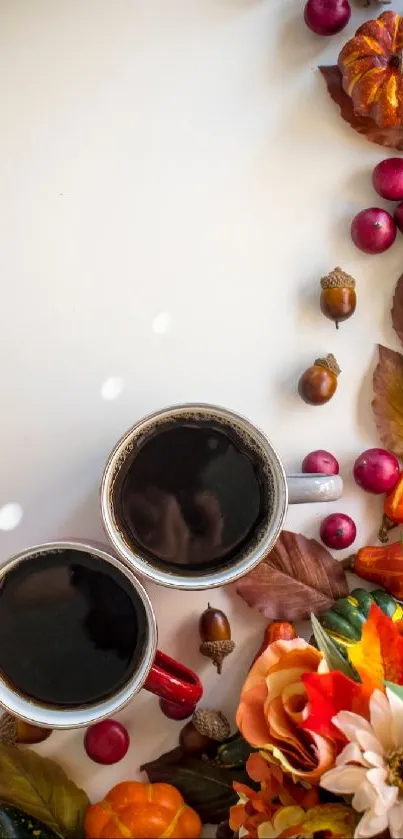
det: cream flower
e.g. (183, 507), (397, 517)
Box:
(320, 688), (403, 839)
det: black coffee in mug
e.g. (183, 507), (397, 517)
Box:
(0, 549), (148, 706)
(113, 419), (271, 570)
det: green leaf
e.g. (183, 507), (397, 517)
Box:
(141, 747), (255, 824)
(0, 745), (89, 838)
(385, 681), (403, 700)
(311, 614), (360, 682)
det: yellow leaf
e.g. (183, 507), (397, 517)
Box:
(347, 611), (385, 688)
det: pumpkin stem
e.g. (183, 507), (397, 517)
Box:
(390, 51), (403, 72)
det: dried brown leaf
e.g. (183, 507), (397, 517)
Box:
(372, 344), (403, 457)
(235, 531), (348, 621)
(392, 273), (403, 347)
(319, 66), (403, 151)
(141, 747), (254, 824)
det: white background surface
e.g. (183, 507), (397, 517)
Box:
(0, 0), (401, 812)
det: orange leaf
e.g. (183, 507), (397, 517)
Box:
(348, 604), (403, 687)
(319, 66), (403, 151)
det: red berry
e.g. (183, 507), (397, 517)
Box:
(351, 207), (396, 254)
(159, 698), (196, 720)
(320, 513), (356, 550)
(84, 719), (129, 765)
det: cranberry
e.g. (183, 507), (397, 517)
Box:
(84, 719), (129, 765)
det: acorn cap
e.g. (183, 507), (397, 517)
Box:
(192, 709), (231, 742)
(314, 353), (341, 377)
(320, 267), (356, 290)
(200, 639), (235, 674)
(0, 713), (16, 745)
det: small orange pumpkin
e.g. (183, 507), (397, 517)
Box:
(338, 11), (403, 127)
(84, 780), (202, 839)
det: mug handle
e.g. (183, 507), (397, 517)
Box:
(144, 650), (203, 710)
(286, 473), (343, 504)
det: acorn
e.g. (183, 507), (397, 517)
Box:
(0, 713), (16, 745)
(298, 354), (340, 406)
(320, 267), (356, 329)
(0, 712), (52, 745)
(180, 708), (231, 755)
(199, 604), (235, 674)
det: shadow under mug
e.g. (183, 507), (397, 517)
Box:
(0, 541), (202, 729)
(101, 403), (343, 591)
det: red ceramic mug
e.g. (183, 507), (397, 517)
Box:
(0, 540), (202, 729)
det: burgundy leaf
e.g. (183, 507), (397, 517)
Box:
(235, 531), (348, 621)
(392, 273), (403, 348)
(319, 66), (403, 151)
(372, 344), (403, 457)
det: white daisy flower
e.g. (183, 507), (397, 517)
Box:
(320, 688), (403, 838)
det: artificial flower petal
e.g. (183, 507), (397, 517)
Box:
(336, 741), (368, 767)
(355, 730), (384, 756)
(320, 764), (367, 794)
(367, 768), (397, 815)
(389, 801), (403, 839)
(237, 683), (272, 747)
(267, 698), (316, 767)
(230, 804), (249, 831)
(266, 668), (307, 703)
(257, 821), (277, 839)
(352, 779), (378, 813)
(301, 671), (370, 743)
(240, 639), (311, 697)
(237, 639), (322, 753)
(355, 807), (388, 839)
(387, 686), (403, 750)
(282, 683), (307, 725)
(369, 689), (394, 752)
(366, 766), (388, 793)
(296, 804), (358, 839)
(362, 750), (384, 769)
(332, 711), (372, 743)
(272, 806), (305, 833)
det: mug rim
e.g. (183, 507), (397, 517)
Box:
(101, 402), (288, 590)
(0, 540), (157, 729)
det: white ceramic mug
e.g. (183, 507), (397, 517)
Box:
(0, 541), (203, 728)
(101, 403), (343, 591)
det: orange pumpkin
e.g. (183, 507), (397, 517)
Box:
(338, 11), (403, 127)
(84, 780), (202, 839)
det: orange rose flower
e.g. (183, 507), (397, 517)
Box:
(236, 639), (335, 783)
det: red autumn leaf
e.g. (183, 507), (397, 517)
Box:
(319, 66), (403, 151)
(235, 531), (348, 621)
(372, 344), (403, 457)
(301, 671), (370, 744)
(392, 273), (403, 348)
(348, 603), (403, 687)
